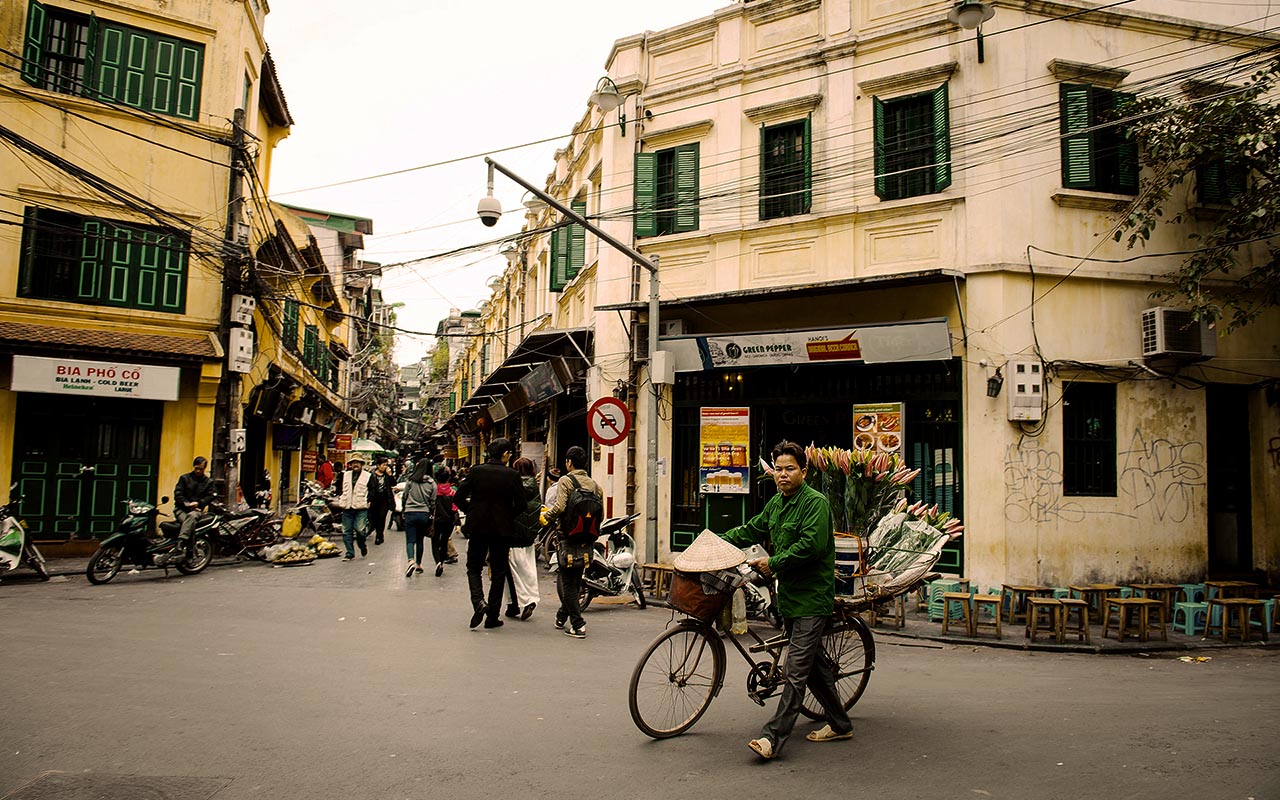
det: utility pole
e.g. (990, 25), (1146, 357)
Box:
(215, 108), (249, 506)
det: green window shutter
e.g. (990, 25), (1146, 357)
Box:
(174, 43), (202, 120)
(568, 199), (587, 279)
(548, 228), (566, 292)
(1060, 84), (1094, 189)
(158, 233), (186, 312)
(802, 115), (813, 213)
(18, 208), (40, 296)
(873, 96), (887, 199)
(136, 232), (159, 308)
(79, 220), (102, 300)
(22, 1), (46, 86)
(758, 124), (767, 219)
(634, 152), (657, 237)
(283, 299), (299, 350)
(105, 226), (132, 306)
(673, 143), (699, 233)
(932, 83), (952, 192)
(1198, 161), (1246, 205)
(1113, 90), (1138, 194)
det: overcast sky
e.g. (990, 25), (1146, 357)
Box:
(264, 1), (726, 367)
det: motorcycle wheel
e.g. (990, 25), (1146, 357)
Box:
(578, 585), (593, 612)
(176, 537), (214, 574)
(86, 545), (125, 585)
(629, 571), (648, 609)
(24, 543), (49, 581)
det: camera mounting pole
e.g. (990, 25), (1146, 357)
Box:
(484, 158), (662, 564)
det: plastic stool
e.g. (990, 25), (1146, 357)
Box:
(1178, 583), (1206, 604)
(1051, 587), (1071, 599)
(1172, 601), (1208, 635)
(1251, 599), (1275, 632)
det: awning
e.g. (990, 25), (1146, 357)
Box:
(0, 321), (222, 363)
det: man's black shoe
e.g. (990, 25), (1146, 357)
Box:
(374, 536), (384, 545)
(483, 618), (504, 629)
(469, 604), (487, 629)
(521, 603), (536, 621)
(358, 541), (367, 557)
(504, 605), (521, 619)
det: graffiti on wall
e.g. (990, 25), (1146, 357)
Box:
(1117, 430), (1206, 523)
(1004, 430), (1207, 524)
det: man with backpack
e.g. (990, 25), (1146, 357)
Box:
(543, 445), (602, 639)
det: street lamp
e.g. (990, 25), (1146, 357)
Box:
(589, 76), (637, 137)
(947, 0), (995, 63)
(477, 158), (663, 564)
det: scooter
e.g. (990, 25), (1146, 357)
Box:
(289, 481), (340, 537)
(0, 484), (49, 581)
(739, 544), (782, 629)
(206, 502), (279, 560)
(577, 513), (647, 611)
(85, 497), (215, 584)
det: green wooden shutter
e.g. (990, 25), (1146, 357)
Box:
(106, 226), (132, 306)
(1198, 161), (1246, 205)
(174, 43), (202, 120)
(283, 299), (299, 350)
(673, 143), (699, 233)
(158, 233), (185, 312)
(136, 231), (160, 308)
(79, 220), (102, 301)
(932, 83), (952, 192)
(1113, 90), (1138, 193)
(802, 115), (813, 213)
(22, 1), (46, 86)
(634, 152), (657, 237)
(873, 96), (887, 199)
(18, 208), (40, 296)
(758, 124), (768, 219)
(568, 199), (586, 279)
(549, 228), (567, 292)
(1060, 84), (1094, 189)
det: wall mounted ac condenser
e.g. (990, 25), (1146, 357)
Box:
(1141, 307), (1216, 361)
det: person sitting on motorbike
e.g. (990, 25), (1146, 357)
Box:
(174, 456), (216, 543)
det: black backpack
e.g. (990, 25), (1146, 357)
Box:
(560, 474), (603, 543)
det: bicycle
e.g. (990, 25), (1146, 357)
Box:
(627, 574), (876, 739)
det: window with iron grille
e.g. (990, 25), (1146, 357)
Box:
(18, 206), (188, 313)
(874, 83), (951, 201)
(760, 118), (811, 220)
(1062, 381), (1117, 496)
(23, 0), (204, 120)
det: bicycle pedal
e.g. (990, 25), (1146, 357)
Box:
(747, 692), (766, 707)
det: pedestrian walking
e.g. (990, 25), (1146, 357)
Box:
(315, 457), (334, 490)
(716, 439), (853, 760)
(368, 458), (395, 545)
(453, 438), (526, 629)
(504, 457), (542, 621)
(432, 465), (459, 576)
(334, 453), (372, 561)
(400, 459), (437, 577)
(543, 446), (602, 639)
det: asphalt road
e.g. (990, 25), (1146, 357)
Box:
(1, 551), (1277, 800)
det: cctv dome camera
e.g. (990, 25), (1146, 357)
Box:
(477, 195), (502, 227)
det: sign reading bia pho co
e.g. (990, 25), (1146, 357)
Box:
(10, 355), (180, 401)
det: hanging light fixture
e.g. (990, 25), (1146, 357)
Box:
(986, 367), (1004, 398)
(947, 0), (995, 63)
(589, 76), (637, 136)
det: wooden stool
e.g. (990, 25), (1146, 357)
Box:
(971, 593), (1003, 639)
(870, 593), (906, 629)
(1206, 598), (1268, 642)
(1103, 598), (1162, 642)
(1026, 597), (1063, 643)
(941, 592), (973, 636)
(1002, 584), (1044, 625)
(642, 563), (674, 599)
(1058, 597), (1091, 644)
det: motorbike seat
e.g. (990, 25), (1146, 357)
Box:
(158, 521), (182, 537)
(226, 509), (265, 520)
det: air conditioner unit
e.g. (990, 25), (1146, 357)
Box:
(1007, 360), (1044, 422)
(1140, 307), (1216, 361)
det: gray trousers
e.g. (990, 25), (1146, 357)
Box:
(761, 615), (853, 754)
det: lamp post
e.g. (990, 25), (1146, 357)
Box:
(479, 158), (663, 564)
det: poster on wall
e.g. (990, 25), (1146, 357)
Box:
(699, 407), (750, 494)
(853, 402), (904, 455)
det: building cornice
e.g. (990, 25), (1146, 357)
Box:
(858, 62), (958, 97)
(744, 94), (823, 124)
(640, 119), (714, 149)
(1047, 59), (1129, 88)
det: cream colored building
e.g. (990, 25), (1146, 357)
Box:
(457, 0), (1280, 587)
(0, 0), (288, 552)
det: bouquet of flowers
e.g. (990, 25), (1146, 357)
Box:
(802, 445), (921, 536)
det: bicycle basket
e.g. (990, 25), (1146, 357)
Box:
(669, 570), (731, 621)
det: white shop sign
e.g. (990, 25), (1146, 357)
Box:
(10, 355), (181, 401)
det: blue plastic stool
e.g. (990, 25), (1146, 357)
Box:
(1178, 583), (1206, 604)
(1052, 587), (1071, 599)
(1118, 587), (1133, 599)
(1251, 599), (1275, 632)
(1172, 601), (1208, 635)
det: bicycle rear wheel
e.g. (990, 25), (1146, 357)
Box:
(629, 623), (723, 738)
(800, 616), (875, 720)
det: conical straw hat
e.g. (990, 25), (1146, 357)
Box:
(673, 530), (747, 572)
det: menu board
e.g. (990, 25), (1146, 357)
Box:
(699, 407), (750, 494)
(852, 402), (904, 455)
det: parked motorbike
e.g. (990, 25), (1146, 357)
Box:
(85, 497), (215, 584)
(0, 484), (49, 581)
(290, 481), (340, 537)
(576, 513), (647, 611)
(738, 544), (782, 629)
(206, 502), (280, 560)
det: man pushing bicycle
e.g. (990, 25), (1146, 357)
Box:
(717, 439), (854, 760)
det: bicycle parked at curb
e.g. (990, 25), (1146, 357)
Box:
(627, 570), (876, 739)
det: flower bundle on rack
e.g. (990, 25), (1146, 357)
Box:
(803, 444), (922, 536)
(892, 498), (965, 538)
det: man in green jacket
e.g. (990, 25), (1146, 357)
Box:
(719, 440), (854, 760)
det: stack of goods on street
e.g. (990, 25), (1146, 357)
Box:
(263, 541), (316, 566)
(308, 534), (341, 557)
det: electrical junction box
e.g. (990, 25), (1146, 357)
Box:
(228, 328), (253, 373)
(1007, 360), (1044, 422)
(652, 349), (675, 385)
(229, 428), (246, 453)
(229, 294), (256, 325)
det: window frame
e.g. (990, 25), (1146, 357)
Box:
(1059, 83), (1138, 194)
(759, 117), (812, 220)
(635, 143), (699, 238)
(873, 82), (951, 201)
(1062, 381), (1118, 497)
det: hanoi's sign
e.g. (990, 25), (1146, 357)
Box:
(10, 355), (180, 401)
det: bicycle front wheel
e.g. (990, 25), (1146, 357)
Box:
(800, 616), (875, 720)
(629, 623), (723, 738)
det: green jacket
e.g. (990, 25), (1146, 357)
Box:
(719, 483), (834, 619)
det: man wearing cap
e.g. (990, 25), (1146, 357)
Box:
(717, 439), (853, 760)
(334, 453), (373, 561)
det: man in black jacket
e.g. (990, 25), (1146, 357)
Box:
(453, 438), (526, 630)
(368, 458), (395, 545)
(174, 456), (216, 542)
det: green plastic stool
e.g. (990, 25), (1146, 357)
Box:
(1172, 601), (1208, 635)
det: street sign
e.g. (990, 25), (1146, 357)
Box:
(587, 397), (630, 446)
(333, 434), (352, 451)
